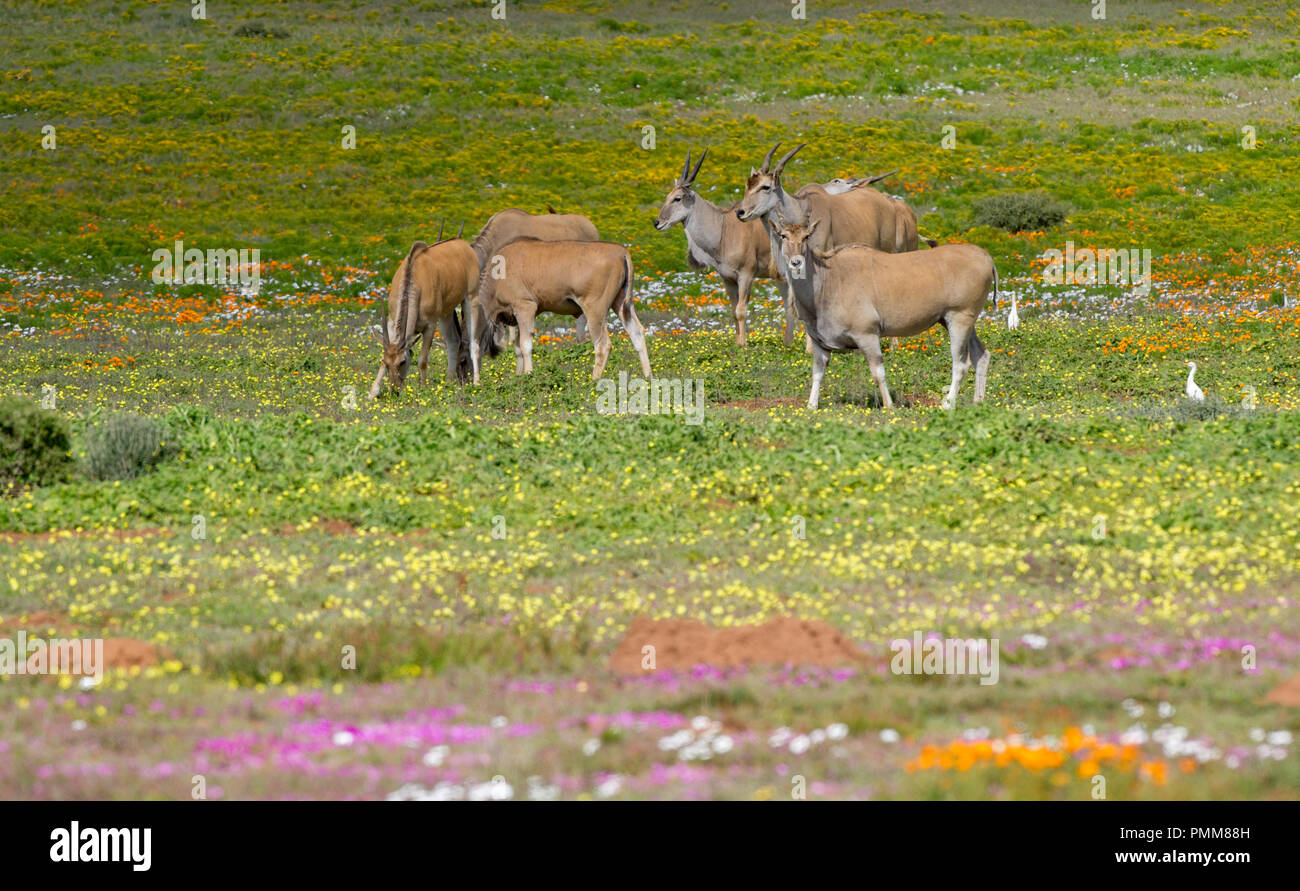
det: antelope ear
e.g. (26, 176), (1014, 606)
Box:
(750, 167), (757, 176)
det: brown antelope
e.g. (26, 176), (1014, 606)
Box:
(654, 148), (794, 346)
(772, 216), (997, 411)
(369, 233), (477, 398)
(470, 208), (601, 343)
(737, 143), (924, 260)
(820, 173), (936, 251)
(470, 239), (652, 382)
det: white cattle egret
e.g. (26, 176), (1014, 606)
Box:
(1007, 290), (1020, 330)
(1185, 361), (1204, 402)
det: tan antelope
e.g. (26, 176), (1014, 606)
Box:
(773, 216), (997, 411)
(369, 230), (477, 398)
(737, 142), (924, 259)
(820, 173), (935, 251)
(470, 208), (601, 343)
(654, 148), (794, 346)
(470, 239), (651, 382)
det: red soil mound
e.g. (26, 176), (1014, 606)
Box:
(2, 611), (161, 672)
(99, 638), (161, 671)
(1262, 674), (1300, 707)
(608, 615), (869, 674)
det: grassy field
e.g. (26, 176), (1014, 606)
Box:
(1, 0), (1299, 801)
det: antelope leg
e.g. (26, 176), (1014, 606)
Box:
(777, 279), (797, 348)
(587, 312), (611, 380)
(468, 301), (481, 385)
(970, 331), (990, 403)
(439, 315), (461, 383)
(515, 307), (536, 375)
(808, 342), (830, 409)
(724, 276), (745, 346)
(857, 333), (893, 410)
(618, 299), (651, 378)
(418, 325), (434, 386)
(943, 316), (974, 410)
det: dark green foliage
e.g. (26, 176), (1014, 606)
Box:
(0, 396), (75, 495)
(972, 191), (1070, 233)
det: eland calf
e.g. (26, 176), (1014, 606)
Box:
(471, 207), (602, 344)
(470, 239), (651, 382)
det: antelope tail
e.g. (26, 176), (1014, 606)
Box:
(921, 236), (939, 248)
(624, 250), (634, 309)
(992, 263), (999, 309)
(474, 301), (503, 360)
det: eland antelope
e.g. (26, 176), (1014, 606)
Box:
(470, 208), (601, 343)
(470, 239), (652, 382)
(369, 234), (477, 398)
(654, 148), (791, 346)
(737, 143), (929, 349)
(738, 142), (926, 258)
(773, 216), (997, 411)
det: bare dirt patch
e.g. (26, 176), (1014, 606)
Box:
(100, 638), (161, 671)
(608, 615), (870, 674)
(278, 519), (358, 536)
(720, 397), (802, 410)
(10, 610), (75, 634)
(0, 527), (173, 545)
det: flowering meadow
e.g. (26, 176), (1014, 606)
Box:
(1, 0), (1299, 801)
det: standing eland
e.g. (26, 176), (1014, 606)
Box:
(470, 239), (652, 383)
(772, 216), (998, 411)
(654, 148), (792, 346)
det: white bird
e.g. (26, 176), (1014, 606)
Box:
(1006, 290), (1020, 330)
(1185, 361), (1204, 402)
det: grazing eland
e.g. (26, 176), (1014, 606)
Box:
(370, 232), (477, 398)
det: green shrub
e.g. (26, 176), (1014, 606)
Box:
(972, 191), (1070, 232)
(0, 395), (75, 495)
(84, 412), (175, 481)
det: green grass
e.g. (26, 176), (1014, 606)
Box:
(1, 1), (1298, 279)
(1, 0), (1298, 801)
